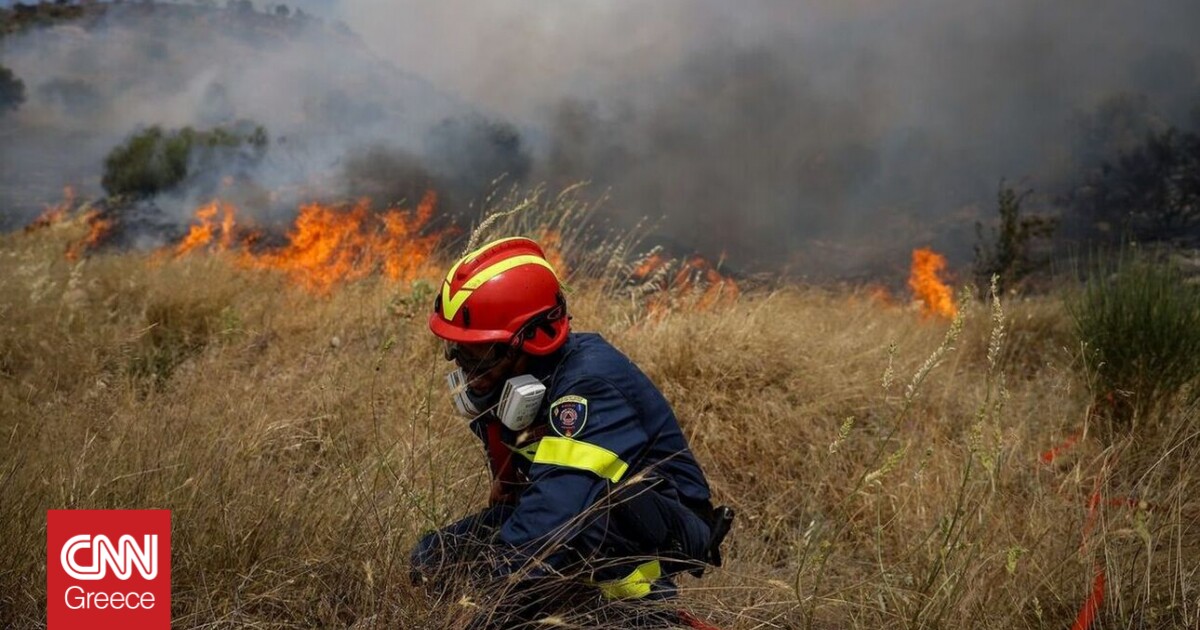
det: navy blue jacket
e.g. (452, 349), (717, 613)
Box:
(469, 332), (712, 570)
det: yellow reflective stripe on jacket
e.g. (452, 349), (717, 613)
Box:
(441, 254), (557, 320)
(594, 560), (662, 600)
(506, 440), (541, 463)
(532, 436), (628, 483)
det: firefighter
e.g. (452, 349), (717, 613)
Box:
(411, 237), (731, 626)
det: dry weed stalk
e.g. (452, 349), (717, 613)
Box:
(3, 204), (1198, 628)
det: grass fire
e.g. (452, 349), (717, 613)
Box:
(172, 191), (446, 293)
(5, 187), (1198, 629)
(2, 2), (1200, 630)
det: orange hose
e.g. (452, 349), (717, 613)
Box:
(1070, 569), (1106, 630)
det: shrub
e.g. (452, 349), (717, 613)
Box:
(973, 184), (1057, 293)
(101, 123), (269, 198)
(1064, 127), (1200, 246)
(1069, 251), (1200, 425)
(0, 64), (26, 114)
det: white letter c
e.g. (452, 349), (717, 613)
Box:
(61, 535), (102, 580)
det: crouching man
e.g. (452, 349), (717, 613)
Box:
(410, 237), (731, 628)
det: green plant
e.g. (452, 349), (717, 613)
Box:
(1069, 251), (1200, 425)
(5, 189), (1199, 628)
(0, 64), (25, 114)
(390, 279), (436, 319)
(974, 184), (1057, 293)
(1064, 127), (1200, 245)
(101, 123), (269, 198)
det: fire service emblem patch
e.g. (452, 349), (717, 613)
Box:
(549, 395), (588, 438)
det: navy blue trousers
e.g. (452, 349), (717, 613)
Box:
(410, 481), (712, 601)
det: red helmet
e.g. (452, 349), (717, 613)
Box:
(429, 237), (569, 355)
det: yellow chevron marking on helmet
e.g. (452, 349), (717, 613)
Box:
(441, 254), (557, 321)
(443, 237), (530, 286)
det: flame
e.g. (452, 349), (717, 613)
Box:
(674, 255), (740, 309)
(534, 228), (568, 277)
(631, 252), (669, 281)
(629, 250), (738, 315)
(865, 284), (895, 307)
(23, 187), (114, 259)
(65, 210), (114, 261)
(908, 247), (956, 319)
(175, 200), (238, 256)
(173, 190), (445, 293)
(378, 190), (441, 281)
(242, 199), (378, 291)
(25, 186), (76, 233)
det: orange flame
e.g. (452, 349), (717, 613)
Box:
(908, 247), (956, 319)
(65, 210), (114, 261)
(378, 191), (441, 281)
(175, 200), (238, 256)
(173, 190), (445, 293)
(534, 228), (568, 277)
(675, 255), (740, 309)
(24, 187), (115, 260)
(25, 186), (76, 233)
(631, 253), (669, 281)
(865, 284), (895, 307)
(629, 251), (738, 315)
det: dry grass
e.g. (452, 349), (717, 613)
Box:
(2, 212), (1198, 629)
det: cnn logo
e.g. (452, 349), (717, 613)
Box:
(47, 510), (171, 630)
(60, 534), (158, 580)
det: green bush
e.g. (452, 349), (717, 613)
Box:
(101, 123), (268, 198)
(973, 184), (1057, 293)
(1064, 127), (1200, 245)
(0, 64), (25, 114)
(1069, 252), (1200, 425)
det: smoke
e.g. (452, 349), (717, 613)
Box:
(2, 1), (1200, 276)
(338, 0), (1200, 275)
(0, 3), (521, 239)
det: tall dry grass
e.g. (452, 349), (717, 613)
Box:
(1, 207), (1197, 629)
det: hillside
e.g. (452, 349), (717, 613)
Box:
(3, 3), (1199, 628)
(1, 203), (1196, 629)
(0, 0), (478, 233)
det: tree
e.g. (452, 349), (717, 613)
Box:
(974, 184), (1057, 293)
(1064, 128), (1200, 246)
(102, 123), (269, 198)
(0, 65), (26, 115)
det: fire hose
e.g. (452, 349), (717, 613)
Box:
(1039, 427), (1158, 630)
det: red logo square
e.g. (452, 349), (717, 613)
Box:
(47, 510), (171, 630)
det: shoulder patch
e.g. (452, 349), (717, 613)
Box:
(549, 395), (588, 438)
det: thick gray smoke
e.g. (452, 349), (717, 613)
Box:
(338, 0), (1200, 276)
(2, 1), (1199, 277)
(0, 3), (524, 240)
